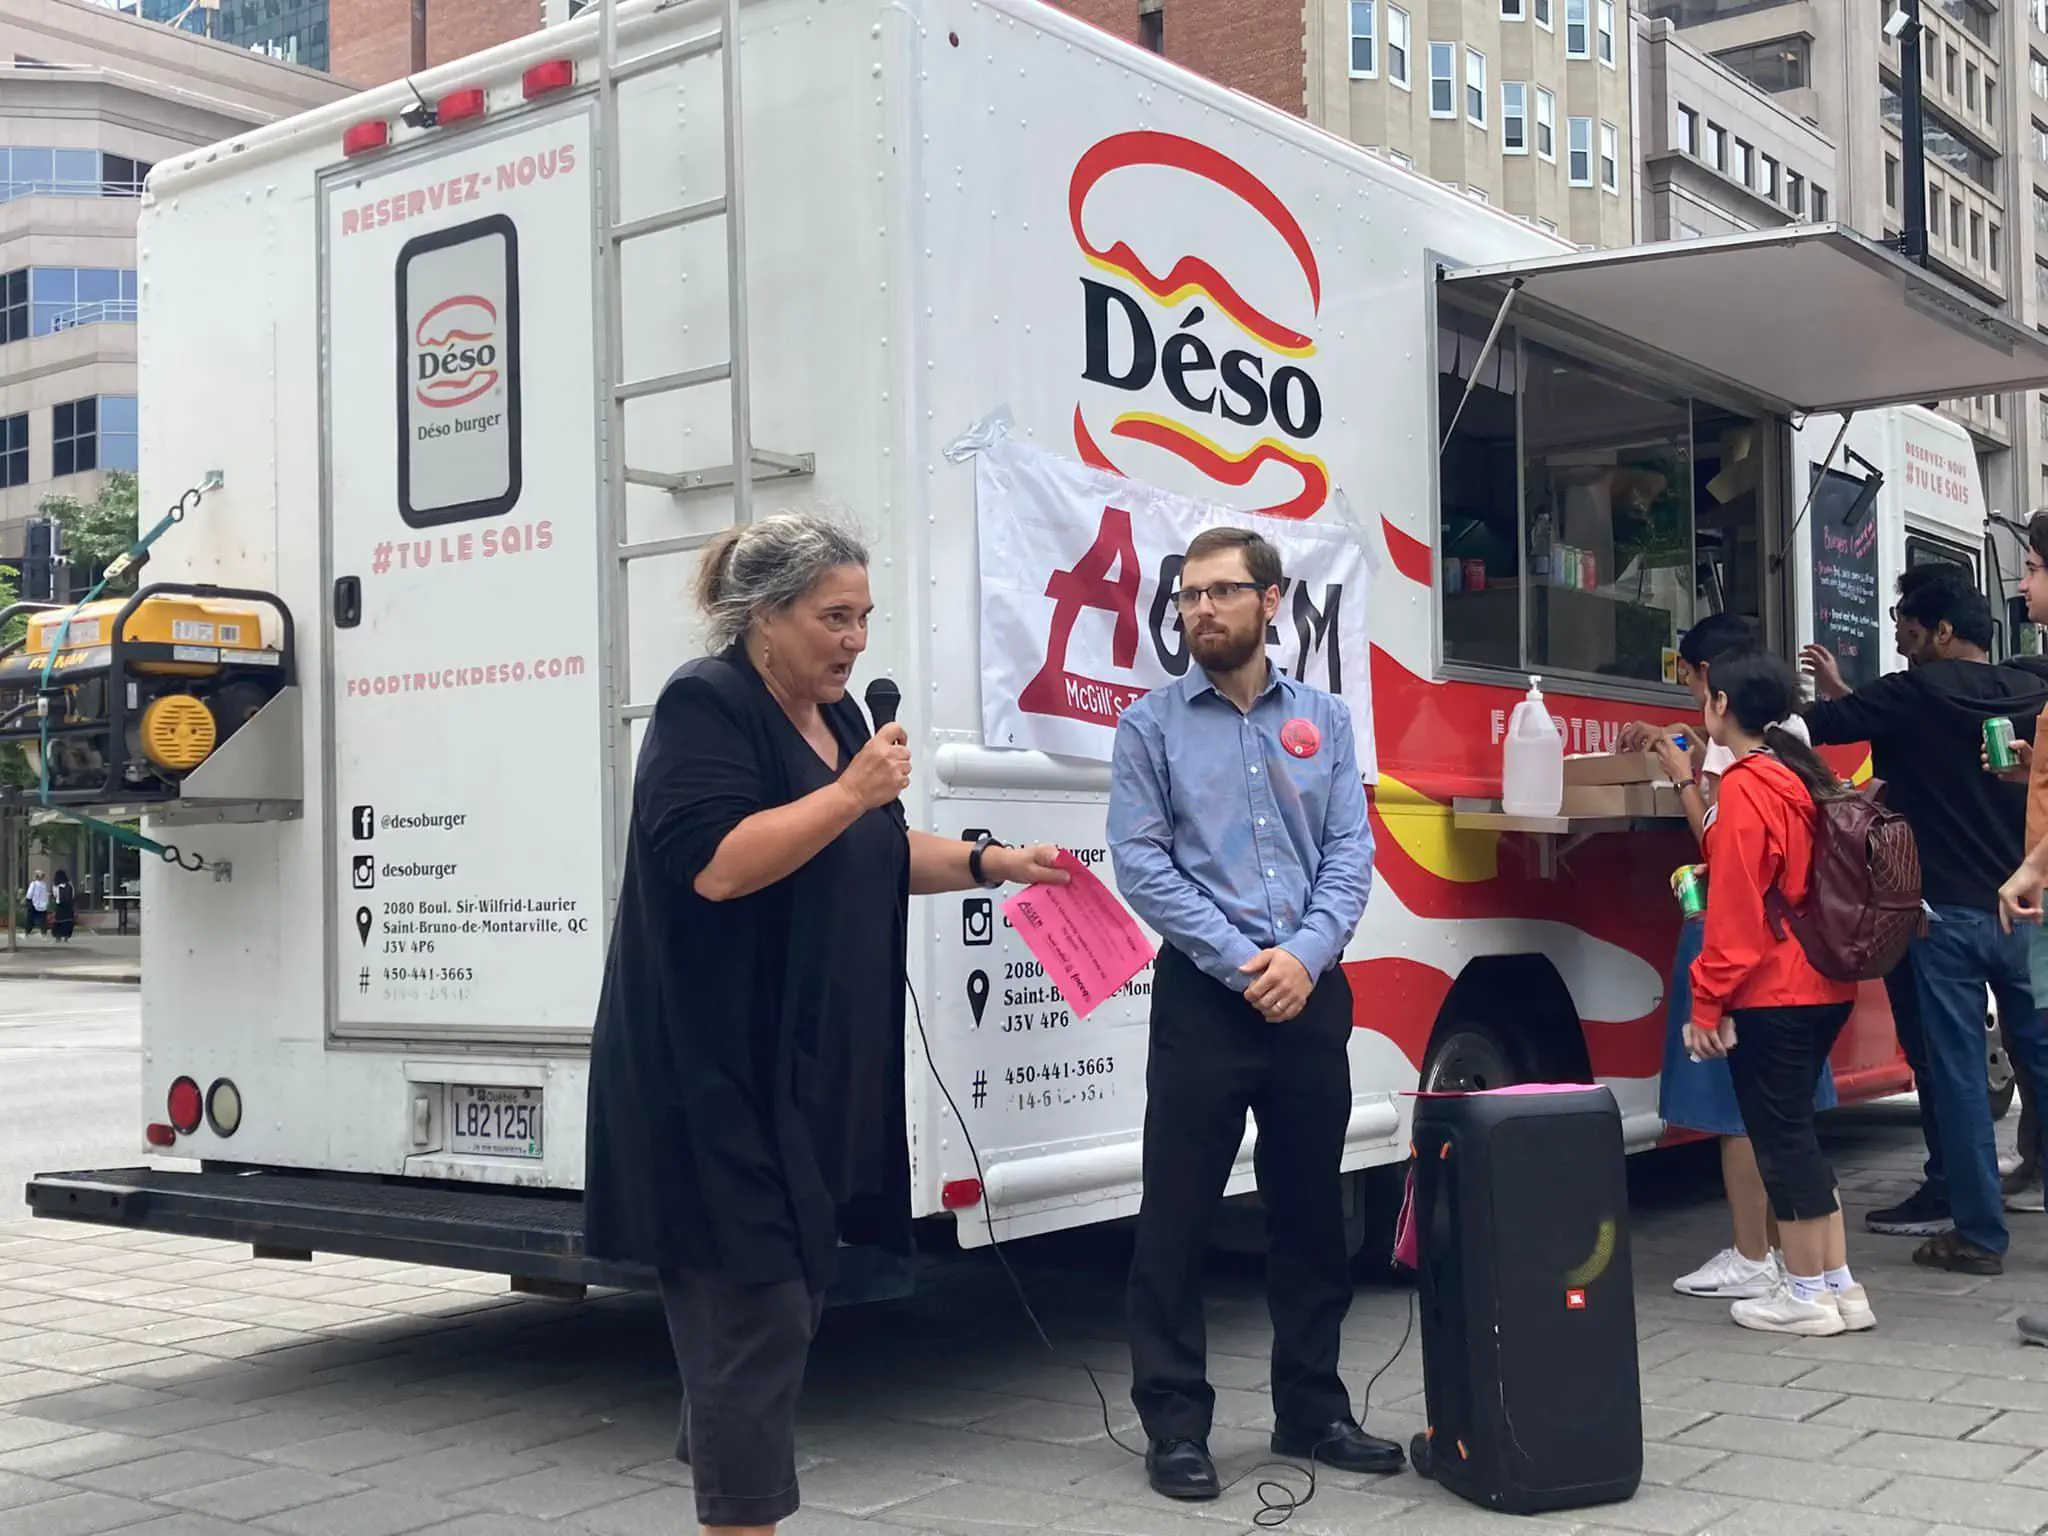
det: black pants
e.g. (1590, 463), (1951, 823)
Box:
(1128, 946), (1355, 1444)
(1725, 1002), (1855, 1223)
(1884, 950), (1946, 1203)
(659, 1268), (823, 1529)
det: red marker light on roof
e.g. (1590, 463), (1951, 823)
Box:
(437, 87), (487, 124)
(341, 119), (390, 157)
(941, 1178), (984, 1210)
(522, 58), (575, 99)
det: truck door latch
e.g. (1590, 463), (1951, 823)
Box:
(333, 576), (361, 629)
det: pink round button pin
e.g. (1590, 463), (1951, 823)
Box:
(1280, 717), (1321, 759)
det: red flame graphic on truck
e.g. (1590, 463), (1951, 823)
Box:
(414, 294), (501, 410)
(1069, 132), (1330, 519)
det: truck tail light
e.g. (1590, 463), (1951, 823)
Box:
(167, 1076), (203, 1136)
(341, 119), (390, 157)
(144, 1123), (176, 1148)
(437, 87), (487, 124)
(941, 1178), (983, 1210)
(206, 1079), (243, 1138)
(522, 58), (575, 99)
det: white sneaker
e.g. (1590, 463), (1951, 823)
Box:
(1674, 1248), (1777, 1299)
(1832, 1283), (1876, 1332)
(2001, 1149), (2025, 1177)
(1732, 1283), (1846, 1337)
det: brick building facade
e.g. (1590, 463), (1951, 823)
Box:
(1054, 0), (1306, 112)
(329, 0), (540, 86)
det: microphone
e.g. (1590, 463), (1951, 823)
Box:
(865, 676), (902, 732)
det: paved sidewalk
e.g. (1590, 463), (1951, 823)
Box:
(0, 1107), (2040, 1535)
(0, 934), (139, 985)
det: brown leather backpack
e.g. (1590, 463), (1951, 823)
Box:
(1764, 778), (1923, 983)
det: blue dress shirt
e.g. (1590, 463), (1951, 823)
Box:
(1107, 663), (1374, 992)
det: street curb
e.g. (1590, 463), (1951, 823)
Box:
(1, 970), (140, 986)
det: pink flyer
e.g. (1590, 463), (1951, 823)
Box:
(1001, 851), (1155, 1019)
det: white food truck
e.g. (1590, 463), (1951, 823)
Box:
(20, 0), (2048, 1293)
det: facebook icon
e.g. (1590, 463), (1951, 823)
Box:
(352, 806), (375, 841)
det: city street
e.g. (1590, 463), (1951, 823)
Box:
(0, 983), (2043, 1534)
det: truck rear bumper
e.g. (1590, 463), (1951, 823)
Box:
(26, 1168), (919, 1304)
(27, 1167), (650, 1291)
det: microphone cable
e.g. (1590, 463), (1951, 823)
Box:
(907, 979), (1416, 1527)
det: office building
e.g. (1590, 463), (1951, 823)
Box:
(127, 0), (331, 69)
(0, 0), (348, 559)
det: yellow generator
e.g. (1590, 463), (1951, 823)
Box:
(0, 584), (293, 806)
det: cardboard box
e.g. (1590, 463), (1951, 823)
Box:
(1560, 782), (1688, 819)
(1563, 750), (1666, 787)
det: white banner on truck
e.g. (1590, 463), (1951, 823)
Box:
(322, 109), (604, 1038)
(975, 438), (1375, 772)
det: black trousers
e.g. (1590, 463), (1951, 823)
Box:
(1128, 946), (1355, 1444)
(1725, 1002), (1855, 1223)
(659, 1268), (824, 1529)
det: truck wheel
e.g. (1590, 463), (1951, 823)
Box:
(1422, 1020), (1529, 1094)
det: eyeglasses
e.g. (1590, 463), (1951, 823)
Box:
(1173, 581), (1267, 611)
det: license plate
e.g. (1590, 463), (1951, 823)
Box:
(448, 1085), (543, 1159)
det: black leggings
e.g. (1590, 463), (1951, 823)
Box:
(1726, 1002), (1854, 1222)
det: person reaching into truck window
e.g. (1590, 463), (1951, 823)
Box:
(1803, 578), (2048, 1275)
(1682, 650), (1864, 1336)
(1805, 560), (1968, 1239)
(1621, 615), (1836, 1304)
(582, 513), (1068, 1536)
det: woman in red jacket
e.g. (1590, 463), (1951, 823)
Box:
(1683, 651), (1869, 1338)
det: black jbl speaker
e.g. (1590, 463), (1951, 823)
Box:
(1408, 1085), (1642, 1514)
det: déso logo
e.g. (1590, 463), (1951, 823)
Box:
(414, 294), (501, 410)
(1068, 131), (1329, 520)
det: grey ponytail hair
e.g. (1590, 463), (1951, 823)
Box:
(695, 512), (870, 653)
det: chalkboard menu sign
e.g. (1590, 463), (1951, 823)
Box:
(1809, 464), (1882, 691)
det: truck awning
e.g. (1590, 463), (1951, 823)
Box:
(1437, 225), (2048, 417)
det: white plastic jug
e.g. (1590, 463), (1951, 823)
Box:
(1502, 675), (1564, 818)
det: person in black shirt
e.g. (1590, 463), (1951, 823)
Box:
(583, 512), (1067, 1536)
(1802, 580), (2048, 1274)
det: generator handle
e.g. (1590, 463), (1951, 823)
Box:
(108, 585), (297, 687)
(0, 602), (63, 665)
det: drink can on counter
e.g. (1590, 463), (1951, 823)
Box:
(1986, 716), (2020, 772)
(1462, 557), (1487, 593)
(1579, 549), (1597, 590)
(1442, 557), (1463, 594)
(1670, 864), (1706, 919)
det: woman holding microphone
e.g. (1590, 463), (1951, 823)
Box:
(584, 512), (1066, 1536)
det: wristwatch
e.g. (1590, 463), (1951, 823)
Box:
(968, 833), (1007, 889)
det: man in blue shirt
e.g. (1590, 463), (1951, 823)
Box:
(1108, 527), (1398, 1501)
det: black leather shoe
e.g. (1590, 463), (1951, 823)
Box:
(1271, 1420), (1405, 1475)
(1146, 1438), (1220, 1501)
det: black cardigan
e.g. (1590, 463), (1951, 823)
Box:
(582, 646), (911, 1289)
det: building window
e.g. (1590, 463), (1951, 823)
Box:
(1788, 169), (1806, 216)
(1972, 209), (1984, 261)
(0, 148), (153, 205)
(1467, 48), (1487, 126)
(97, 395), (138, 472)
(1734, 140), (1755, 187)
(0, 269), (24, 346)
(1924, 27), (1935, 76)
(2035, 258), (2048, 305)
(1430, 42), (1456, 117)
(1812, 185), (1829, 222)
(1502, 0), (1523, 16)
(1948, 45), (1961, 96)
(2036, 0), (2048, 31)
(1707, 122), (1728, 172)
(1503, 82), (1529, 153)
(1760, 154), (1779, 201)
(1886, 155), (1899, 210)
(1677, 105), (1698, 155)
(0, 414), (25, 489)
(1568, 117), (1594, 186)
(1600, 122), (1619, 191)
(1388, 6), (1411, 87)
(1967, 61), (1979, 111)
(1996, 221), (2007, 270)
(1390, 149), (1414, 168)
(1467, 186), (1490, 204)
(1953, 195), (1967, 248)
(1350, 1), (1376, 77)
(2033, 51), (2048, 99)
(1536, 87), (1557, 160)
(1714, 39), (1809, 93)
(52, 397), (96, 476)
(1535, 0), (1552, 29)
(1597, 0), (1616, 64)
(1989, 76), (1999, 121)
(1538, 217), (1559, 232)
(1566, 0), (1589, 57)
(1140, 4), (1163, 52)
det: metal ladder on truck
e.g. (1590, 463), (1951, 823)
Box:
(591, 0), (813, 865)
